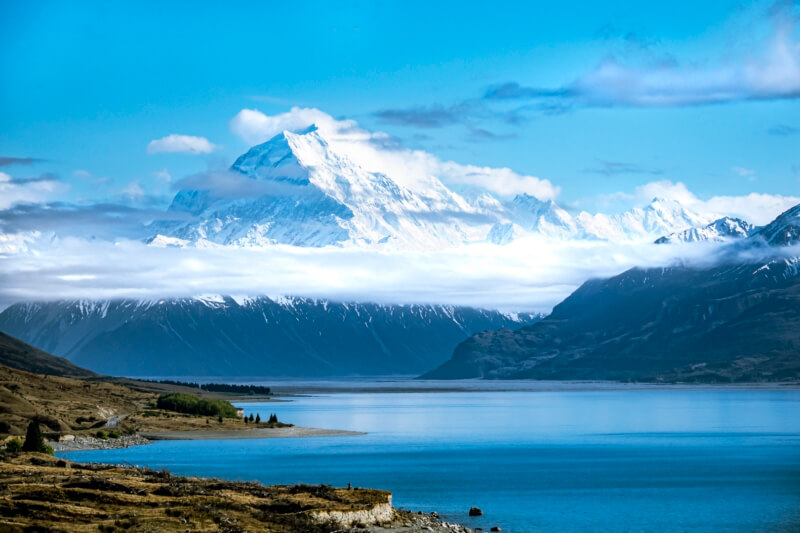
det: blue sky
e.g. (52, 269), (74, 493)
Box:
(2, 0), (798, 212)
(1, 1), (800, 310)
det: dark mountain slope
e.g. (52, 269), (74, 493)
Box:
(425, 202), (800, 382)
(424, 259), (800, 382)
(0, 331), (97, 378)
(0, 297), (538, 377)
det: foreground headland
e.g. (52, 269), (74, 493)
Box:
(0, 452), (471, 532)
(0, 334), (473, 531)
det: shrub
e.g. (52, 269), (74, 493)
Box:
(5, 437), (22, 452)
(22, 421), (46, 452)
(156, 392), (238, 418)
(96, 430), (109, 440)
(109, 430), (121, 439)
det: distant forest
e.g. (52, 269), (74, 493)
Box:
(145, 379), (271, 395)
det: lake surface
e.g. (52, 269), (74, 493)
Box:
(62, 389), (800, 532)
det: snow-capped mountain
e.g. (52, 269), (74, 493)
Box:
(655, 217), (754, 244)
(426, 203), (800, 382)
(751, 203), (800, 246)
(149, 125), (718, 249)
(576, 197), (712, 241)
(151, 126), (494, 249)
(487, 195), (714, 244)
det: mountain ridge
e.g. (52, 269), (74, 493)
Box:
(424, 203), (800, 382)
(0, 296), (539, 377)
(148, 126), (719, 250)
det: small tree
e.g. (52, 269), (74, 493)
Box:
(22, 421), (45, 452)
(244, 416), (249, 424)
(255, 414), (261, 423)
(268, 413), (278, 424)
(249, 413), (254, 422)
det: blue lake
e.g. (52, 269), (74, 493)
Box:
(61, 389), (800, 532)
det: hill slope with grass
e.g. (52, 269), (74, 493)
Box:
(0, 331), (97, 378)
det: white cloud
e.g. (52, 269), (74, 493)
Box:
(732, 166), (755, 178)
(630, 179), (799, 225)
(0, 172), (67, 209)
(151, 169), (172, 182)
(230, 108), (338, 146)
(147, 134), (218, 155)
(229, 107), (559, 199)
(121, 180), (145, 199)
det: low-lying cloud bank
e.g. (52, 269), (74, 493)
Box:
(0, 235), (774, 312)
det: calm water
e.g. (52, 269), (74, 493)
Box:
(62, 390), (800, 532)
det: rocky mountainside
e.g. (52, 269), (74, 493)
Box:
(750, 203), (800, 246)
(0, 297), (538, 377)
(148, 125), (717, 249)
(424, 204), (800, 382)
(655, 216), (753, 244)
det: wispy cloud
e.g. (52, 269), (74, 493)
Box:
(732, 166), (756, 179)
(147, 134), (219, 155)
(0, 171), (67, 209)
(151, 169), (172, 182)
(768, 124), (798, 135)
(485, 6), (800, 108)
(0, 157), (47, 167)
(0, 202), (186, 239)
(172, 170), (316, 200)
(374, 105), (468, 128)
(584, 160), (663, 177)
(618, 179), (800, 225)
(465, 128), (518, 142)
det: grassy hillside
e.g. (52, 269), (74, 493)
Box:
(0, 331), (97, 378)
(0, 453), (400, 532)
(0, 363), (152, 436)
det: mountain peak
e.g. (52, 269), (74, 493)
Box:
(751, 202), (800, 246)
(655, 216), (753, 244)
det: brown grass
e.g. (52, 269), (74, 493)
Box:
(0, 453), (391, 532)
(0, 364), (290, 440)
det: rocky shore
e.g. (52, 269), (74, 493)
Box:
(48, 433), (151, 452)
(374, 511), (473, 532)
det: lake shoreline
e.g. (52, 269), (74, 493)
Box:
(262, 379), (800, 395)
(51, 426), (364, 452)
